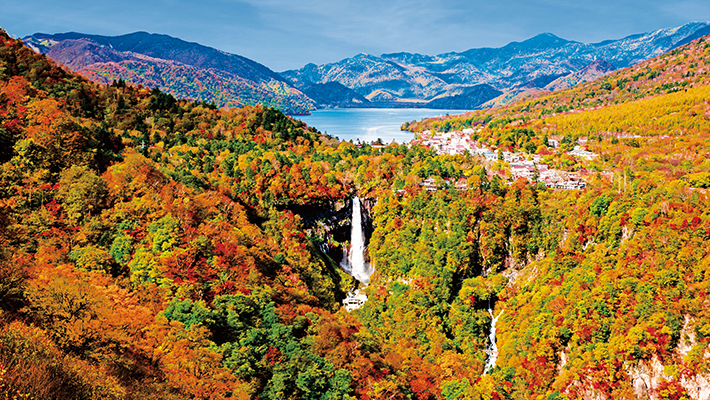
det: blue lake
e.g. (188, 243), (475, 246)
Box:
(295, 108), (470, 144)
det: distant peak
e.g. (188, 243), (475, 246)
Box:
(672, 21), (710, 30)
(536, 32), (561, 38)
(490, 32), (574, 53)
(525, 32), (569, 44)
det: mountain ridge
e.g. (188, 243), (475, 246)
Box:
(22, 22), (710, 112)
(282, 21), (710, 109)
(27, 31), (286, 84)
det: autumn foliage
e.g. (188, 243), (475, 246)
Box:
(3, 27), (710, 400)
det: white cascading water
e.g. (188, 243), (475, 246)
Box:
(484, 308), (503, 374)
(348, 197), (372, 284)
(341, 197), (373, 311)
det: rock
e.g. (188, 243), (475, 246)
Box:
(634, 377), (649, 398)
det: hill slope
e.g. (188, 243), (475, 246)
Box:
(23, 32), (316, 114)
(399, 33), (710, 399)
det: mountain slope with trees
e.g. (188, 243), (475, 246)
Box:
(23, 32), (316, 115)
(3, 25), (710, 400)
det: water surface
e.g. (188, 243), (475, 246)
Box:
(296, 108), (470, 143)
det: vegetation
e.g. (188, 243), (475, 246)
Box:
(79, 60), (316, 115)
(2, 27), (710, 400)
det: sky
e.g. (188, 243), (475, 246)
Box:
(3, 0), (710, 71)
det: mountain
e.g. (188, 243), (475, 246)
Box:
(398, 36), (710, 399)
(427, 84), (503, 109)
(23, 32), (316, 114)
(298, 81), (371, 108)
(477, 59), (616, 108)
(23, 23), (710, 112)
(543, 59), (616, 91)
(281, 22), (710, 109)
(406, 28), (710, 139)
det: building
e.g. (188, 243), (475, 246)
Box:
(343, 291), (368, 312)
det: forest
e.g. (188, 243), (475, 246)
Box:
(1, 27), (710, 400)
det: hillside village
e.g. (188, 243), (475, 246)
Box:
(410, 128), (597, 190)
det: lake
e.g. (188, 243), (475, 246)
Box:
(295, 108), (470, 144)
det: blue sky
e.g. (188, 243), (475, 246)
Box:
(3, 0), (710, 71)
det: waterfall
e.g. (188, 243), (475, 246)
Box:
(484, 308), (503, 374)
(348, 197), (372, 284)
(341, 197), (374, 311)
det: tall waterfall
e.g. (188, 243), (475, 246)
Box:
(341, 197), (373, 311)
(347, 197), (373, 284)
(484, 308), (503, 374)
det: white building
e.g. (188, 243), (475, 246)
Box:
(343, 291), (368, 312)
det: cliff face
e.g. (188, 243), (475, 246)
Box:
(625, 316), (710, 400)
(285, 197), (376, 284)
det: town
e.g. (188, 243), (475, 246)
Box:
(409, 128), (598, 190)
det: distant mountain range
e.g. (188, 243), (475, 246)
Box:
(23, 22), (710, 112)
(282, 22), (710, 109)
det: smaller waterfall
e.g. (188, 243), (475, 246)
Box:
(484, 308), (503, 374)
